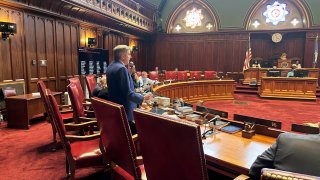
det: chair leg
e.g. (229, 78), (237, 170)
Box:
(66, 157), (70, 177)
(66, 158), (75, 180)
(50, 123), (57, 151)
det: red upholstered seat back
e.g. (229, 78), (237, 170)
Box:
(148, 71), (159, 81)
(177, 71), (188, 81)
(37, 80), (52, 120)
(68, 77), (85, 103)
(91, 97), (141, 179)
(133, 110), (208, 180)
(165, 71), (177, 80)
(204, 71), (217, 79)
(85, 75), (96, 95)
(190, 71), (202, 80)
(47, 90), (67, 136)
(67, 83), (85, 121)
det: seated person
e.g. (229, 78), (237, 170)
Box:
(295, 60), (302, 69)
(92, 75), (108, 100)
(249, 132), (320, 179)
(139, 71), (158, 92)
(287, 64), (297, 77)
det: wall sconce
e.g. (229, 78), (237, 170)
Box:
(88, 38), (96, 47)
(0, 22), (17, 40)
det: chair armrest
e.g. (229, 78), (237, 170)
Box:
(83, 102), (92, 106)
(60, 110), (73, 114)
(132, 134), (141, 156)
(65, 121), (97, 129)
(261, 168), (320, 180)
(132, 134), (138, 142)
(84, 110), (94, 114)
(66, 133), (100, 142)
(79, 117), (96, 122)
(110, 162), (135, 180)
(58, 104), (72, 109)
(234, 174), (249, 180)
(85, 98), (91, 101)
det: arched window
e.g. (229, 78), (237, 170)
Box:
(166, 0), (219, 33)
(246, 0), (311, 30)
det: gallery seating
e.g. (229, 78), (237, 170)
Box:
(164, 71), (177, 81)
(204, 71), (217, 79)
(91, 97), (145, 180)
(189, 71), (202, 80)
(133, 109), (208, 180)
(177, 71), (188, 81)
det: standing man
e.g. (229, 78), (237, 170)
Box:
(107, 45), (151, 134)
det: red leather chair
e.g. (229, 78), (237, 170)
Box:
(37, 80), (73, 146)
(67, 83), (95, 124)
(165, 71), (177, 81)
(91, 97), (145, 180)
(190, 71), (202, 80)
(85, 75), (96, 96)
(148, 71), (159, 81)
(133, 109), (209, 180)
(47, 91), (103, 179)
(177, 71), (188, 81)
(204, 71), (217, 79)
(68, 77), (90, 106)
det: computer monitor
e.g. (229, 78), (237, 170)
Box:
(294, 70), (309, 77)
(267, 70), (281, 77)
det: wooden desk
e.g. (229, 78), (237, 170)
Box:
(259, 77), (317, 100)
(153, 80), (235, 103)
(243, 68), (319, 85)
(203, 131), (275, 178)
(5, 92), (62, 129)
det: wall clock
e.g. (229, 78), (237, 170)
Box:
(272, 33), (282, 43)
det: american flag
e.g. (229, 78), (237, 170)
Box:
(243, 48), (252, 71)
(314, 34), (318, 66)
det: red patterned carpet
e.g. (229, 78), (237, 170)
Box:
(203, 94), (320, 131)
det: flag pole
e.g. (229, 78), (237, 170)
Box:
(313, 33), (318, 68)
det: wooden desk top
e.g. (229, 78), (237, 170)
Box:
(153, 79), (235, 91)
(5, 92), (62, 100)
(203, 130), (275, 174)
(261, 77), (317, 81)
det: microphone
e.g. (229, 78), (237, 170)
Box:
(207, 115), (220, 124)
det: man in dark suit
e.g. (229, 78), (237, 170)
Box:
(106, 45), (151, 134)
(249, 132), (320, 179)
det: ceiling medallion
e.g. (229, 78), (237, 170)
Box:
(263, 1), (289, 25)
(183, 7), (204, 29)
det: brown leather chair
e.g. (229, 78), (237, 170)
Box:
(90, 97), (145, 180)
(204, 71), (217, 79)
(190, 71), (202, 80)
(47, 91), (104, 179)
(177, 71), (188, 81)
(67, 83), (95, 124)
(261, 168), (320, 180)
(133, 109), (209, 180)
(148, 71), (159, 81)
(85, 75), (96, 96)
(37, 80), (73, 145)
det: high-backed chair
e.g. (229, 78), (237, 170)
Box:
(148, 71), (159, 81)
(47, 92), (103, 179)
(177, 71), (188, 81)
(37, 80), (73, 145)
(91, 97), (145, 180)
(190, 71), (202, 80)
(68, 77), (90, 106)
(85, 75), (96, 97)
(133, 109), (209, 180)
(204, 71), (217, 79)
(261, 168), (320, 180)
(165, 71), (177, 81)
(67, 83), (95, 123)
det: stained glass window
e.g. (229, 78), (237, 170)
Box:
(263, 1), (289, 25)
(183, 8), (204, 29)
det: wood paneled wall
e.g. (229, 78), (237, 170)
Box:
(0, 5), (79, 92)
(151, 31), (320, 74)
(103, 32), (129, 62)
